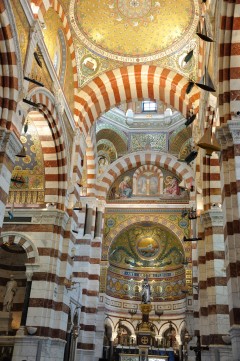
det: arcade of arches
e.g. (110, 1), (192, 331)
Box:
(0, 1), (240, 361)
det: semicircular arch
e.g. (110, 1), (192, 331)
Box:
(0, 231), (40, 264)
(75, 66), (200, 135)
(97, 151), (194, 200)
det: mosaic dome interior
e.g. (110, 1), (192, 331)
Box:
(70, 0), (199, 62)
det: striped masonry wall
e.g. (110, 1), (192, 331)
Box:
(85, 132), (97, 198)
(202, 106), (222, 211)
(30, 0), (78, 115)
(200, 210), (229, 348)
(217, 2), (240, 352)
(72, 197), (101, 353)
(2, 213), (72, 342)
(0, 1), (19, 132)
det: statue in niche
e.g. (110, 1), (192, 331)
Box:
(164, 176), (180, 196)
(141, 277), (151, 304)
(3, 275), (17, 312)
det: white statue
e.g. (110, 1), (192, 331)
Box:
(3, 275), (17, 312)
(141, 277), (151, 304)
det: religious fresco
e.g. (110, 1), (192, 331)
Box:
(8, 118), (45, 205)
(107, 166), (189, 201)
(108, 223), (185, 270)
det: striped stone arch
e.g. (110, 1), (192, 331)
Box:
(97, 151), (194, 200)
(0, 1), (20, 130)
(30, 0), (78, 112)
(74, 65), (200, 135)
(26, 88), (68, 209)
(0, 232), (40, 264)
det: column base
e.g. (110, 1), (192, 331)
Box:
(230, 327), (240, 361)
(0, 311), (13, 333)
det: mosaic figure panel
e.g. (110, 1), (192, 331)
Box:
(8, 117), (45, 204)
(107, 167), (189, 202)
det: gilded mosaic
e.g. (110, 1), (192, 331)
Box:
(108, 223), (185, 270)
(8, 117), (45, 205)
(107, 166), (189, 201)
(130, 133), (167, 152)
(70, 0), (199, 62)
(106, 268), (186, 301)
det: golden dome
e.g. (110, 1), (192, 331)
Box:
(70, 0), (199, 62)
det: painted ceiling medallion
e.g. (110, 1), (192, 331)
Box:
(70, 0), (199, 62)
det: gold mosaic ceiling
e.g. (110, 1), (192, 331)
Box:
(70, 0), (199, 62)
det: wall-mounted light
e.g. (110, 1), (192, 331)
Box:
(24, 76), (44, 87)
(183, 236), (202, 242)
(196, 18), (214, 42)
(196, 67), (216, 92)
(184, 150), (198, 164)
(16, 147), (27, 158)
(73, 201), (82, 210)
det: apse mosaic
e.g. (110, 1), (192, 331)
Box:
(107, 166), (189, 202)
(108, 223), (185, 270)
(8, 118), (45, 205)
(105, 222), (186, 301)
(70, 0), (199, 62)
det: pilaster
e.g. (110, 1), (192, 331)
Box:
(0, 128), (22, 229)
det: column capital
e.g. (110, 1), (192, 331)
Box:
(216, 121), (240, 147)
(200, 207), (223, 228)
(97, 200), (106, 212)
(80, 196), (97, 209)
(25, 263), (40, 281)
(0, 128), (22, 163)
(227, 119), (240, 145)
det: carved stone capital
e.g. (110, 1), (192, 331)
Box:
(52, 82), (64, 115)
(97, 200), (106, 213)
(80, 196), (97, 209)
(0, 128), (22, 163)
(200, 208), (223, 228)
(228, 119), (240, 145)
(216, 121), (240, 147)
(25, 263), (40, 281)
